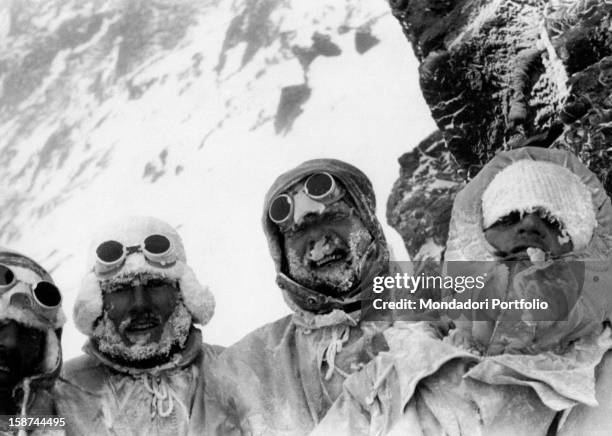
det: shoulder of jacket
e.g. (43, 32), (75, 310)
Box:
(222, 314), (293, 354)
(60, 354), (109, 392)
(62, 354), (102, 374)
(201, 342), (224, 357)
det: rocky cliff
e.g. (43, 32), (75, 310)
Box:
(387, 0), (612, 259)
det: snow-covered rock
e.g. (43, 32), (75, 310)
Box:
(388, 0), (612, 260)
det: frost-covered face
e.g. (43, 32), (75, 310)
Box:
(0, 319), (45, 392)
(94, 278), (191, 364)
(484, 209), (573, 260)
(103, 279), (178, 346)
(280, 187), (373, 297)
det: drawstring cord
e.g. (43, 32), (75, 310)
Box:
(142, 373), (174, 418)
(16, 379), (30, 436)
(319, 325), (351, 380)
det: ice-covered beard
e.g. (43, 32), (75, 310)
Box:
(93, 301), (192, 364)
(287, 224), (373, 296)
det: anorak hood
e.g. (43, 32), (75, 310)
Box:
(445, 147), (612, 352)
(73, 216), (215, 336)
(263, 159), (389, 316)
(0, 249), (65, 417)
(446, 147), (612, 262)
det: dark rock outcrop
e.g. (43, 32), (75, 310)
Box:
(387, 0), (612, 259)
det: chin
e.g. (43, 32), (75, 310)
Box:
(124, 330), (156, 346)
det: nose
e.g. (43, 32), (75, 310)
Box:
(305, 231), (343, 262)
(306, 235), (332, 262)
(515, 213), (547, 238)
(293, 191), (325, 225)
(131, 285), (149, 311)
(0, 322), (19, 351)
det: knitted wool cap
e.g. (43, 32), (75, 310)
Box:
(482, 159), (597, 250)
(73, 216), (215, 336)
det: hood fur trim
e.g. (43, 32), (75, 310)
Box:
(73, 216), (214, 336)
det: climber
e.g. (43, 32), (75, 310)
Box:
(55, 216), (219, 435)
(310, 146), (612, 435)
(205, 159), (393, 435)
(0, 249), (65, 435)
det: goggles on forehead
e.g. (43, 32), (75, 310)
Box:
(268, 172), (345, 225)
(0, 264), (62, 324)
(95, 234), (176, 274)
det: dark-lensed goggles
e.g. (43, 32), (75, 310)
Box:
(95, 234), (176, 274)
(268, 172), (344, 224)
(0, 264), (62, 323)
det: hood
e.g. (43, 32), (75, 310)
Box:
(445, 147), (612, 262)
(0, 249), (64, 414)
(444, 147), (612, 352)
(263, 159), (389, 314)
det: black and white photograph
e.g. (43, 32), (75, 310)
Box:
(2, 0), (612, 435)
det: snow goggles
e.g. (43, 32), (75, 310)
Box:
(95, 234), (176, 274)
(0, 263), (62, 323)
(268, 172), (345, 224)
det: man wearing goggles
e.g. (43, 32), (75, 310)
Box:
(206, 159), (392, 435)
(56, 216), (218, 436)
(0, 249), (66, 432)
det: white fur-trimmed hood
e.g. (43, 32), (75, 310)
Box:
(73, 216), (215, 336)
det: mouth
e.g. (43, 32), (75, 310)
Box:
(125, 318), (160, 334)
(310, 249), (350, 268)
(502, 243), (549, 261)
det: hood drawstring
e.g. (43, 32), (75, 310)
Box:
(15, 378), (31, 436)
(318, 325), (351, 380)
(142, 373), (174, 418)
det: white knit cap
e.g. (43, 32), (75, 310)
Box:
(73, 216), (215, 336)
(482, 159), (597, 250)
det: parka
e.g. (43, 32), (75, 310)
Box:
(203, 159), (392, 435)
(55, 329), (221, 436)
(310, 147), (612, 436)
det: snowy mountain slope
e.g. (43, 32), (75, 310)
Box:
(0, 0), (434, 357)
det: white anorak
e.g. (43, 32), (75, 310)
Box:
(203, 159), (392, 435)
(56, 329), (220, 436)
